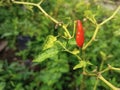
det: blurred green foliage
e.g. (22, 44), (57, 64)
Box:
(0, 0), (120, 90)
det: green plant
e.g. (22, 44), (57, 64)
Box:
(1, 0), (120, 90)
(12, 0), (120, 89)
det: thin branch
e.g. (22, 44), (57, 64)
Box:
(100, 67), (109, 74)
(62, 25), (72, 39)
(93, 79), (99, 90)
(82, 25), (100, 50)
(101, 64), (120, 74)
(12, 0), (37, 6)
(86, 16), (95, 24)
(98, 74), (120, 90)
(110, 66), (120, 71)
(82, 5), (120, 50)
(71, 21), (76, 38)
(86, 15), (97, 25)
(12, 0), (72, 38)
(56, 41), (82, 60)
(93, 57), (105, 90)
(82, 71), (96, 76)
(99, 6), (120, 26)
(38, 0), (44, 5)
(12, 0), (59, 24)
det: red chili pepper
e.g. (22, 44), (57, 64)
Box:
(76, 20), (84, 47)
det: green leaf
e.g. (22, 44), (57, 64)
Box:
(73, 61), (86, 70)
(113, 29), (120, 36)
(14, 83), (24, 90)
(71, 48), (80, 55)
(33, 48), (59, 63)
(42, 35), (57, 50)
(73, 61), (92, 70)
(100, 51), (106, 60)
(0, 82), (6, 90)
(84, 10), (93, 17)
(84, 10), (96, 24)
(24, 5), (33, 12)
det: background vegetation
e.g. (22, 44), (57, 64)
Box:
(0, 0), (120, 90)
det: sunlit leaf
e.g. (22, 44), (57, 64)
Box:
(42, 35), (57, 50)
(73, 61), (86, 70)
(73, 61), (92, 70)
(100, 51), (107, 60)
(33, 48), (59, 63)
(71, 48), (80, 55)
(114, 29), (120, 36)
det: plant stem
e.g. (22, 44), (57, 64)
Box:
(93, 59), (105, 90)
(109, 65), (120, 71)
(71, 21), (76, 38)
(100, 67), (109, 74)
(86, 15), (97, 25)
(12, 0), (72, 38)
(99, 6), (120, 26)
(56, 41), (82, 60)
(101, 64), (120, 73)
(12, 0), (59, 24)
(62, 25), (72, 39)
(99, 60), (104, 71)
(12, 0), (37, 6)
(98, 74), (120, 90)
(80, 75), (85, 90)
(82, 25), (100, 50)
(82, 5), (120, 50)
(38, 0), (44, 5)
(93, 78), (99, 90)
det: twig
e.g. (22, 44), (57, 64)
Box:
(12, 0), (72, 38)
(99, 5), (120, 26)
(82, 5), (120, 50)
(98, 74), (120, 90)
(93, 56), (105, 90)
(38, 0), (44, 5)
(86, 15), (97, 25)
(101, 64), (120, 73)
(82, 25), (100, 50)
(56, 41), (82, 60)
